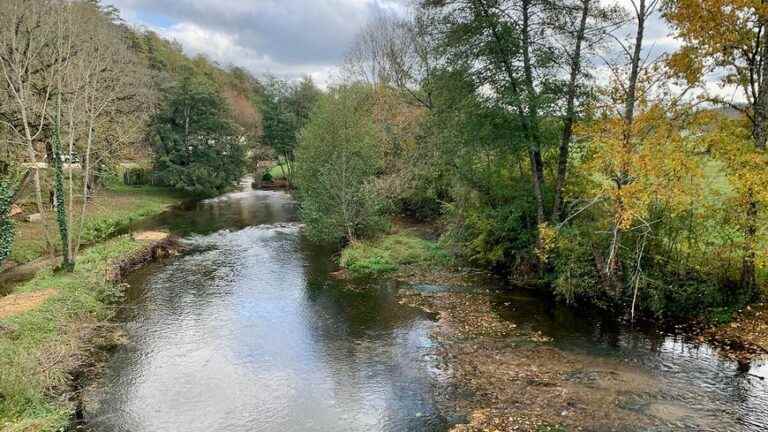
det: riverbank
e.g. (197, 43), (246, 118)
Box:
(0, 235), (183, 431)
(7, 183), (186, 267)
(340, 225), (768, 430)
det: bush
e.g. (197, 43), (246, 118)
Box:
(261, 170), (273, 182)
(123, 167), (150, 186)
(443, 182), (538, 274)
(295, 85), (387, 243)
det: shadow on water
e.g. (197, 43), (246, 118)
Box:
(89, 178), (767, 432)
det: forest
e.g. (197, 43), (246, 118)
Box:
(286, 0), (768, 323)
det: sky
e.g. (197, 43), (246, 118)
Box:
(105, 0), (739, 101)
(107, 0), (410, 86)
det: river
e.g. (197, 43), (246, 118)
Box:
(86, 179), (767, 432)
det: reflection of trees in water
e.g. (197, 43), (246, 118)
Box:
(296, 234), (448, 430)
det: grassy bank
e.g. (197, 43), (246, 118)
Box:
(0, 237), (149, 431)
(10, 182), (185, 265)
(340, 230), (452, 279)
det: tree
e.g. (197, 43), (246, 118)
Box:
(550, 0), (624, 222)
(261, 76), (321, 183)
(0, 0), (63, 257)
(424, 0), (564, 227)
(664, 0), (768, 294)
(151, 70), (245, 197)
(343, 8), (438, 109)
(294, 85), (386, 243)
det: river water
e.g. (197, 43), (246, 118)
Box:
(88, 180), (767, 432)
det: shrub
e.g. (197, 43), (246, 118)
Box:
(295, 85), (387, 243)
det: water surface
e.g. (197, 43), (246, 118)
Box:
(90, 180), (767, 432)
(89, 184), (452, 432)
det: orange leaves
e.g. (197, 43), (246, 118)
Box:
(666, 46), (704, 86)
(580, 103), (704, 231)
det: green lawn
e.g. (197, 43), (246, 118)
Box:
(0, 237), (146, 431)
(9, 182), (186, 265)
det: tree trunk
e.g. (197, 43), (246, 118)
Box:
(51, 118), (73, 271)
(604, 0), (647, 295)
(740, 198), (758, 297)
(553, 0), (591, 223)
(740, 15), (768, 292)
(73, 120), (94, 259)
(521, 0), (546, 225)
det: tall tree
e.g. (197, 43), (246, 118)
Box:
(151, 70), (245, 197)
(550, 0), (624, 222)
(261, 76), (321, 184)
(664, 0), (768, 294)
(424, 0), (561, 226)
(295, 85), (386, 242)
(0, 0), (63, 257)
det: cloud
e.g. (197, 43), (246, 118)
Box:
(107, 0), (409, 85)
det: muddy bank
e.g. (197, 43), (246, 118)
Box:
(400, 290), (716, 432)
(106, 234), (184, 282)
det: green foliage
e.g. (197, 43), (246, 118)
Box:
(552, 227), (607, 307)
(341, 232), (451, 278)
(0, 181), (13, 268)
(123, 167), (151, 186)
(0, 237), (145, 429)
(50, 119), (71, 268)
(151, 70), (246, 197)
(261, 170), (273, 182)
(295, 85), (388, 243)
(261, 76), (321, 166)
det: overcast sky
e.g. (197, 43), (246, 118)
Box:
(107, 0), (411, 85)
(106, 0), (737, 98)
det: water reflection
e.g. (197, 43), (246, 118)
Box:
(89, 187), (451, 432)
(90, 180), (767, 432)
(491, 287), (768, 431)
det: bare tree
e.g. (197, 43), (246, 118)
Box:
(0, 0), (63, 256)
(343, 7), (439, 109)
(66, 3), (151, 260)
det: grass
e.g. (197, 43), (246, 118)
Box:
(9, 181), (186, 265)
(0, 236), (145, 431)
(340, 230), (451, 278)
(267, 164), (288, 180)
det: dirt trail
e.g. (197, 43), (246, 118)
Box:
(0, 288), (58, 319)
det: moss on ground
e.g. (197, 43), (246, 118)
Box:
(0, 236), (146, 431)
(340, 230), (451, 278)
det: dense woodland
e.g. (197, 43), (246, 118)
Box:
(0, 0), (263, 270)
(289, 0), (768, 322)
(1, 0), (767, 323)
